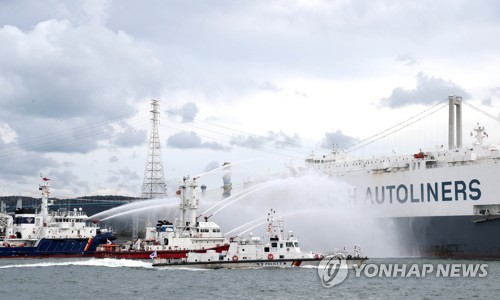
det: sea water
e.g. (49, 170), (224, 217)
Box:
(0, 258), (498, 299)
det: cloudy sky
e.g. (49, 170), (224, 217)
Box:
(1, 0), (500, 197)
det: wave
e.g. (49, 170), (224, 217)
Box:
(0, 258), (154, 269)
(155, 266), (211, 272)
(299, 265), (318, 269)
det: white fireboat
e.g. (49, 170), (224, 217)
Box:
(152, 209), (367, 269)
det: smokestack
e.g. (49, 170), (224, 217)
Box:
(221, 162), (232, 199)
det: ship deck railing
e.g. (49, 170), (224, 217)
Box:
(50, 210), (88, 217)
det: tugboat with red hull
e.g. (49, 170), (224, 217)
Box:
(94, 176), (229, 259)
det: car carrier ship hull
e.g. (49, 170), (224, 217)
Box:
(306, 96), (500, 258)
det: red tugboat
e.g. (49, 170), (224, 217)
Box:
(94, 176), (229, 259)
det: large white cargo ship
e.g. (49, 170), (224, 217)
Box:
(306, 96), (500, 258)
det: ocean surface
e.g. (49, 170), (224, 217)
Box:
(0, 257), (498, 299)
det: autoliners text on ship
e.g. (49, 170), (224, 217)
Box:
(348, 179), (481, 204)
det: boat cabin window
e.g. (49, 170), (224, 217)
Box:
(280, 243), (283, 248)
(286, 242), (294, 247)
(294, 242), (299, 247)
(264, 247), (270, 252)
(271, 242), (278, 248)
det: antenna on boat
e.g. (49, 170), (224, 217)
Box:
(39, 174), (51, 224)
(204, 214), (213, 222)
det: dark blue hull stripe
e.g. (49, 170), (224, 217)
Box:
(0, 233), (113, 257)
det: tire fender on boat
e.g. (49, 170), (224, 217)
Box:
(232, 255), (238, 261)
(268, 253), (274, 260)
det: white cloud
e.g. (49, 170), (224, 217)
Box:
(167, 131), (229, 151)
(380, 72), (470, 108)
(1, 1), (500, 196)
(320, 130), (360, 150)
(167, 102), (199, 123)
(0, 122), (17, 144)
(230, 131), (301, 149)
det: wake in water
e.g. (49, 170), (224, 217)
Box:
(0, 258), (154, 269)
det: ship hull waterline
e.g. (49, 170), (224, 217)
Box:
(393, 215), (500, 259)
(0, 234), (113, 258)
(93, 244), (230, 260)
(152, 257), (366, 269)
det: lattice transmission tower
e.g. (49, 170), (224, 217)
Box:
(141, 99), (167, 199)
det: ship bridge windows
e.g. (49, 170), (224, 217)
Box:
(286, 242), (294, 247)
(14, 217), (37, 225)
(294, 242), (299, 247)
(426, 161), (438, 169)
(271, 242), (278, 248)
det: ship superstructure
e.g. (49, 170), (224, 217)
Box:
(94, 176), (229, 259)
(0, 177), (113, 258)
